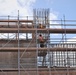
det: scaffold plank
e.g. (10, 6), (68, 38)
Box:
(0, 20), (33, 23)
(0, 67), (76, 71)
(0, 47), (76, 52)
(0, 28), (76, 33)
(0, 39), (34, 43)
(0, 68), (76, 75)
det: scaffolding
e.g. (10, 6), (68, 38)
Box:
(0, 9), (76, 75)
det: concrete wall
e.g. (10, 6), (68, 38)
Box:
(0, 52), (37, 68)
(0, 40), (37, 68)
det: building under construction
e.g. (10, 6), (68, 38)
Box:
(0, 9), (76, 75)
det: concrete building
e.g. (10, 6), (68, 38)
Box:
(0, 9), (76, 75)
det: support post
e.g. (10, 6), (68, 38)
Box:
(18, 10), (20, 75)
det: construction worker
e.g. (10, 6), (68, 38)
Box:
(38, 34), (44, 47)
(39, 23), (43, 28)
(38, 34), (47, 66)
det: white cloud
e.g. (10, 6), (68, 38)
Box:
(0, 0), (58, 20)
(17, 0), (36, 7)
(0, 0), (36, 16)
(66, 37), (76, 43)
(49, 13), (61, 29)
(50, 13), (58, 20)
(0, 0), (59, 24)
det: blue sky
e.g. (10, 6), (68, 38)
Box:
(0, 0), (76, 20)
(33, 0), (76, 20)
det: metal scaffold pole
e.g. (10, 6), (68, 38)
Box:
(63, 15), (69, 75)
(18, 10), (20, 75)
(34, 9), (39, 75)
